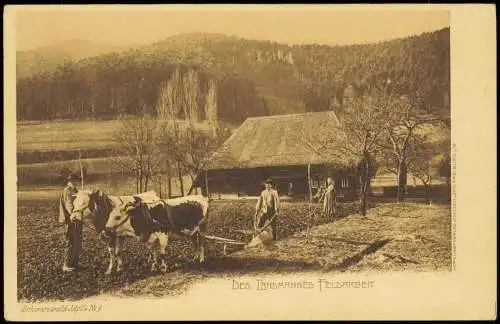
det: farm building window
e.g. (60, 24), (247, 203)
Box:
(311, 179), (319, 189)
(310, 174), (322, 189)
(341, 177), (349, 188)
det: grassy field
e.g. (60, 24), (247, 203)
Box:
(15, 118), (187, 189)
(17, 190), (451, 301)
(18, 157), (124, 184)
(17, 119), (222, 154)
(17, 120), (121, 153)
(16, 119), (221, 189)
(17, 173), (193, 199)
(17, 154), (176, 186)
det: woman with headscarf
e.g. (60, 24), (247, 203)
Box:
(323, 177), (337, 218)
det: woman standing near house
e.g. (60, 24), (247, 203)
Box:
(323, 177), (337, 218)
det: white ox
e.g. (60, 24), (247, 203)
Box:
(104, 195), (210, 273)
(71, 189), (161, 275)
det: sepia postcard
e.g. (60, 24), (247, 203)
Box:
(4, 4), (497, 321)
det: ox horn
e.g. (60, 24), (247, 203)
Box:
(123, 199), (139, 211)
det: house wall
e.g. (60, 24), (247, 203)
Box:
(198, 165), (360, 201)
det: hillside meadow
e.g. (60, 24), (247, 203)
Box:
(17, 118), (224, 153)
(17, 119), (120, 153)
(16, 119), (216, 191)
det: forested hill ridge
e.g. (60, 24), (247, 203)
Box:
(16, 39), (133, 80)
(16, 28), (450, 124)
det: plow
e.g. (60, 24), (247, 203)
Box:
(145, 199), (278, 256)
(204, 235), (248, 256)
(203, 212), (278, 255)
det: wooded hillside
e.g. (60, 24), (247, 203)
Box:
(16, 28), (450, 124)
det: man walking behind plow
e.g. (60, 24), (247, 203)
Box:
(59, 172), (84, 272)
(254, 178), (280, 241)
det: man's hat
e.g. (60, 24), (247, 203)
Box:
(67, 173), (82, 181)
(263, 178), (273, 185)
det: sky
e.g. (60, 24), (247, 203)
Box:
(14, 5), (450, 51)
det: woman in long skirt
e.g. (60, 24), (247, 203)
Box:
(323, 177), (337, 218)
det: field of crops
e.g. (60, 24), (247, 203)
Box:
(17, 194), (359, 301)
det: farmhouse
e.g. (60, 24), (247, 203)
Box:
(191, 111), (363, 201)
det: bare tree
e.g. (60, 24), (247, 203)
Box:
(160, 118), (231, 195)
(378, 80), (449, 202)
(111, 116), (164, 194)
(408, 145), (440, 204)
(407, 127), (451, 204)
(301, 92), (385, 216)
(438, 152), (452, 202)
(159, 119), (184, 196)
(182, 125), (231, 183)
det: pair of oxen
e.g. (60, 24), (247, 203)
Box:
(70, 189), (209, 275)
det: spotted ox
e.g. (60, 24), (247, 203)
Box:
(104, 195), (210, 273)
(70, 189), (161, 275)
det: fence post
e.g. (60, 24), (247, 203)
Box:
(78, 150), (84, 190)
(204, 170), (210, 198)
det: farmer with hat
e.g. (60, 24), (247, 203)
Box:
(254, 178), (280, 240)
(59, 172), (83, 272)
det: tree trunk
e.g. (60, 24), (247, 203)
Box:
(360, 189), (367, 216)
(307, 164), (312, 202)
(177, 161), (184, 196)
(189, 174), (195, 195)
(359, 152), (371, 216)
(144, 173), (149, 192)
(167, 164), (172, 198)
(136, 170), (139, 194)
(360, 173), (369, 216)
(167, 176), (172, 198)
(424, 182), (431, 205)
(139, 168), (143, 193)
(204, 170), (209, 198)
(187, 173), (196, 196)
(361, 177), (369, 216)
(397, 161), (408, 202)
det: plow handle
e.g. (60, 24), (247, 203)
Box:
(254, 212), (278, 236)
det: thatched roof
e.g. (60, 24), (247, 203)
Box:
(204, 111), (357, 171)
